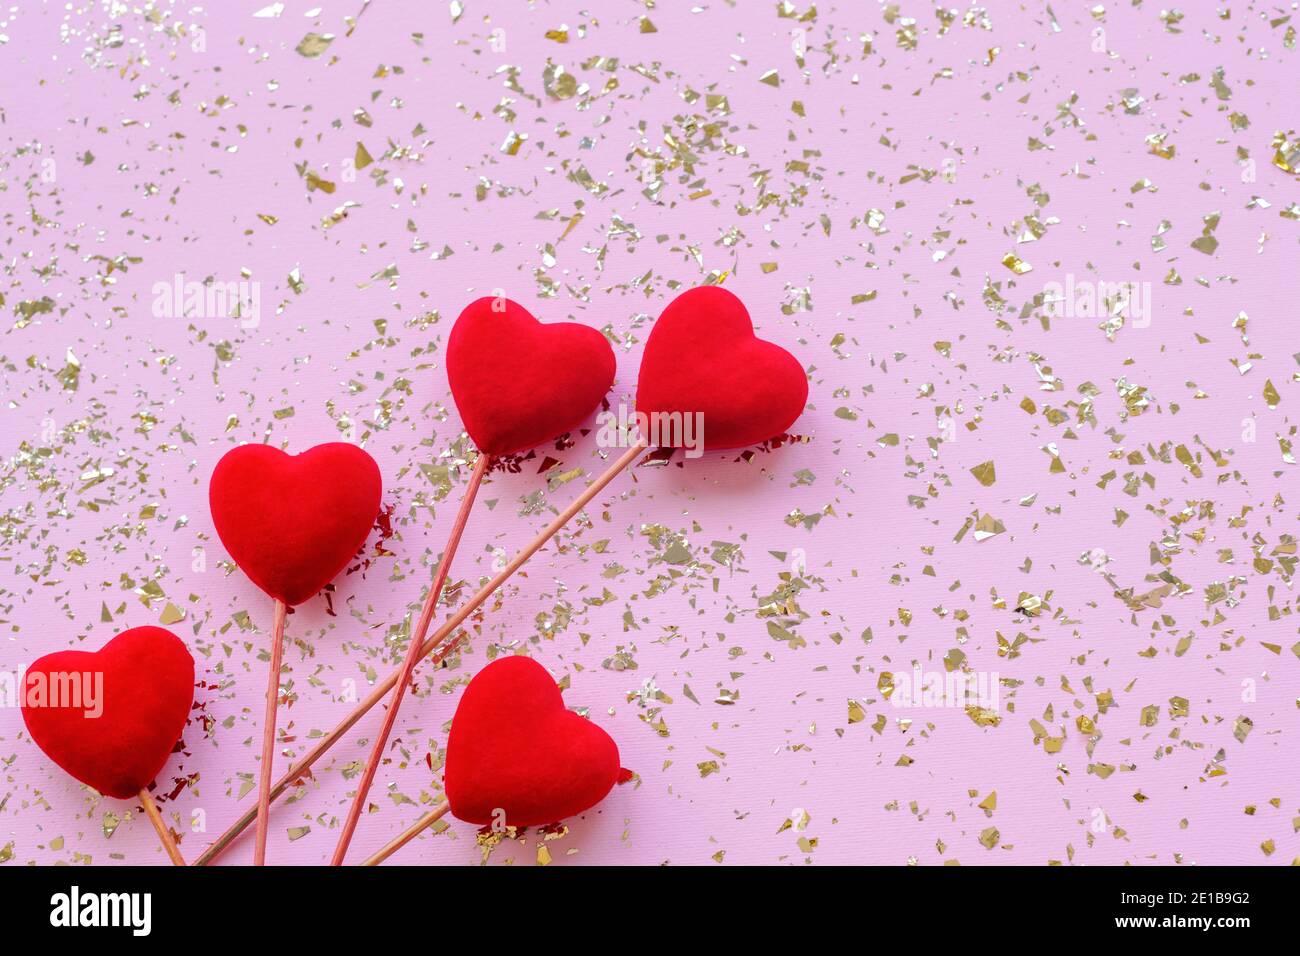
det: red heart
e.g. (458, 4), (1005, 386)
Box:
(21, 627), (194, 800)
(636, 286), (807, 450)
(444, 656), (621, 827)
(209, 443), (382, 606)
(447, 297), (616, 456)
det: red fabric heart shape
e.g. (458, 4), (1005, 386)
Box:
(21, 627), (194, 800)
(447, 297), (616, 456)
(636, 286), (807, 450)
(209, 443), (382, 606)
(444, 656), (621, 827)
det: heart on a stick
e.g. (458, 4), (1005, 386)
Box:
(447, 297), (616, 456)
(636, 286), (807, 451)
(21, 626), (195, 800)
(444, 656), (622, 827)
(209, 442), (382, 606)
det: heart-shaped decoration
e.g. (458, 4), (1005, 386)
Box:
(209, 442), (382, 606)
(21, 627), (195, 800)
(444, 656), (621, 827)
(447, 297), (616, 456)
(636, 286), (807, 450)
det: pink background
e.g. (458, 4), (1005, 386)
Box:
(1, 1), (1298, 866)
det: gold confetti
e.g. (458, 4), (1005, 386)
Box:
(295, 33), (334, 58)
(970, 461), (996, 487)
(1001, 252), (1032, 275)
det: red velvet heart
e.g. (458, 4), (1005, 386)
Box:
(636, 286), (807, 450)
(444, 656), (621, 827)
(447, 297), (616, 456)
(21, 627), (194, 800)
(209, 443), (382, 606)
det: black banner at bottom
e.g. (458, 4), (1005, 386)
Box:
(0, 864), (1281, 941)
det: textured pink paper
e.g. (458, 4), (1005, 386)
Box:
(0, 2), (1297, 867)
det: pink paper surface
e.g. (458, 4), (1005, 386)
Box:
(1, 1), (1297, 866)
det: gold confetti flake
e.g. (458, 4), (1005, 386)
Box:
(970, 513), (1005, 542)
(1001, 252), (1032, 275)
(970, 461), (996, 487)
(1272, 130), (1300, 174)
(295, 33), (334, 58)
(500, 131), (527, 156)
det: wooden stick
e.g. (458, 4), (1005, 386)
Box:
(253, 598), (288, 866)
(195, 441), (647, 866)
(139, 788), (186, 866)
(330, 454), (490, 865)
(361, 801), (450, 866)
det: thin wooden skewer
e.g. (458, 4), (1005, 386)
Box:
(195, 441), (647, 866)
(254, 598), (288, 866)
(361, 801), (450, 866)
(139, 788), (186, 866)
(330, 454), (490, 865)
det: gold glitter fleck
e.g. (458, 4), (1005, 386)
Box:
(1001, 252), (1032, 275)
(970, 461), (996, 487)
(295, 33), (334, 58)
(1272, 131), (1300, 174)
